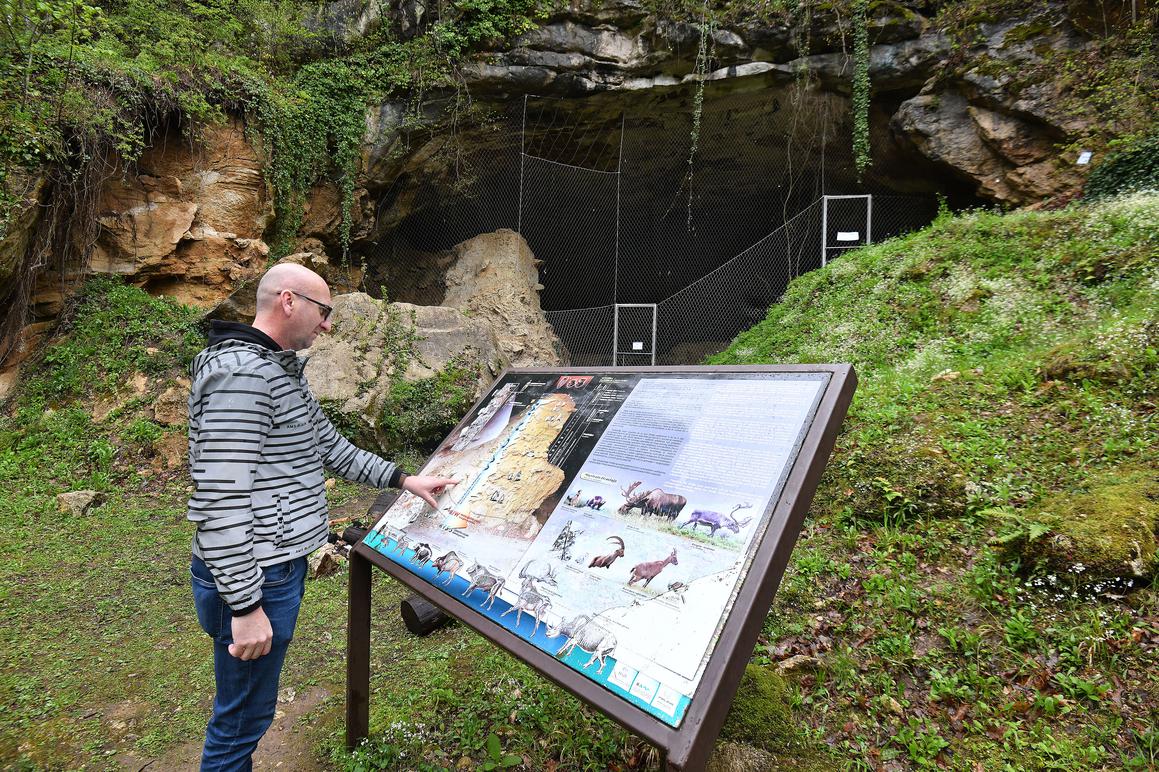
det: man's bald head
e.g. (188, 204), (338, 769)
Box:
(252, 263), (334, 351)
(255, 263), (329, 314)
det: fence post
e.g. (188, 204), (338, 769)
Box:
(820, 195), (829, 268)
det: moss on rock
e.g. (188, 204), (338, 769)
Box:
(719, 664), (796, 751)
(1015, 467), (1159, 581)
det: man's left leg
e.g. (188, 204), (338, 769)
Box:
(193, 556), (307, 772)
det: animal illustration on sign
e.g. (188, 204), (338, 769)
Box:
(410, 542), (433, 566)
(500, 578), (553, 634)
(628, 548), (679, 587)
(564, 489), (583, 506)
(588, 536), (626, 569)
(462, 564), (505, 609)
(680, 503), (754, 537)
(619, 481), (687, 520)
(518, 559), (559, 588)
(585, 495), (605, 510)
(547, 614), (618, 674)
(432, 551), (464, 586)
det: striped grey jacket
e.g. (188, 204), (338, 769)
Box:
(187, 322), (401, 615)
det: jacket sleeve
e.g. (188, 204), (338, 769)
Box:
(308, 396), (401, 488)
(187, 366), (275, 614)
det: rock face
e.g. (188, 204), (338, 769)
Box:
(441, 230), (563, 367)
(83, 118), (273, 308)
(302, 292), (505, 444)
(349, 0), (1118, 226)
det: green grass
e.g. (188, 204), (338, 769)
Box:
(713, 191), (1159, 769)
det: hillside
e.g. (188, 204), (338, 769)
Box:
(0, 192), (1154, 769)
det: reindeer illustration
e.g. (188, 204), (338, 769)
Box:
(500, 578), (552, 634)
(628, 548), (679, 588)
(588, 536), (626, 569)
(681, 503), (754, 537)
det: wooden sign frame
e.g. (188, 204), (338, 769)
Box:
(346, 365), (856, 771)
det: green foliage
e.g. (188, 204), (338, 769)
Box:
(719, 664), (801, 751)
(378, 356), (479, 454)
(851, 0), (871, 176)
(21, 276), (203, 405)
(1085, 132), (1159, 201)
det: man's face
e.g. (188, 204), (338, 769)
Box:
(286, 284), (333, 350)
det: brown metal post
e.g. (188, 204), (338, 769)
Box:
(346, 549), (372, 750)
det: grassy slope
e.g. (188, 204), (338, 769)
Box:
(708, 192), (1158, 768)
(0, 195), (1156, 770)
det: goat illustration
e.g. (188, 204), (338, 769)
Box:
(431, 550), (464, 586)
(588, 536), (626, 569)
(500, 578), (552, 634)
(547, 614), (618, 674)
(462, 564), (505, 609)
(628, 548), (678, 587)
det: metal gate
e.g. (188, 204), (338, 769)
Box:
(613, 304), (657, 366)
(821, 194), (872, 266)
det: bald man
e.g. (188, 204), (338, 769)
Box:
(187, 264), (454, 770)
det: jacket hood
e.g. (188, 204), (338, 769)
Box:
(208, 320), (283, 351)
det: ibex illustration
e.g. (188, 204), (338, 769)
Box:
(588, 536), (626, 569)
(628, 548), (678, 587)
(681, 503), (754, 537)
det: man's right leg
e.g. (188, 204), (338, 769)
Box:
(191, 556), (306, 772)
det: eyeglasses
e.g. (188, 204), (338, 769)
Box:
(289, 290), (333, 321)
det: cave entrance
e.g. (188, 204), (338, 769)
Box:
(365, 84), (971, 365)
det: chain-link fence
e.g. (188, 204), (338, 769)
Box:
(365, 86), (938, 365)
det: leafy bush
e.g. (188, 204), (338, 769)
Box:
(1084, 133), (1159, 201)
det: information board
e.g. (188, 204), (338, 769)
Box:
(348, 366), (855, 770)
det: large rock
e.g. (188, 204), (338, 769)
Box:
(1009, 467), (1159, 583)
(303, 292), (505, 446)
(87, 119), (273, 308)
(441, 230), (564, 367)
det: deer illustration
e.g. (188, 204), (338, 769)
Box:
(627, 548), (678, 587)
(588, 536), (626, 569)
(617, 481), (653, 514)
(431, 551), (464, 586)
(681, 503), (754, 538)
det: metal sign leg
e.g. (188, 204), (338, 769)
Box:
(346, 550), (372, 751)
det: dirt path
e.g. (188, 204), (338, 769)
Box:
(123, 685), (333, 771)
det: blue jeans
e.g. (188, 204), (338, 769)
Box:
(191, 555), (307, 772)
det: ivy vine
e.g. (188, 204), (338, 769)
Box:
(851, 0), (871, 177)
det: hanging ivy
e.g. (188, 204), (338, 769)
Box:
(686, 0), (711, 231)
(851, 0), (872, 177)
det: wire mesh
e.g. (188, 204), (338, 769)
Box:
(365, 86), (940, 367)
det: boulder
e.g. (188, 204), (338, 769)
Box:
(441, 230), (564, 367)
(303, 292), (505, 448)
(153, 382), (190, 427)
(1009, 467), (1159, 583)
(57, 490), (104, 517)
